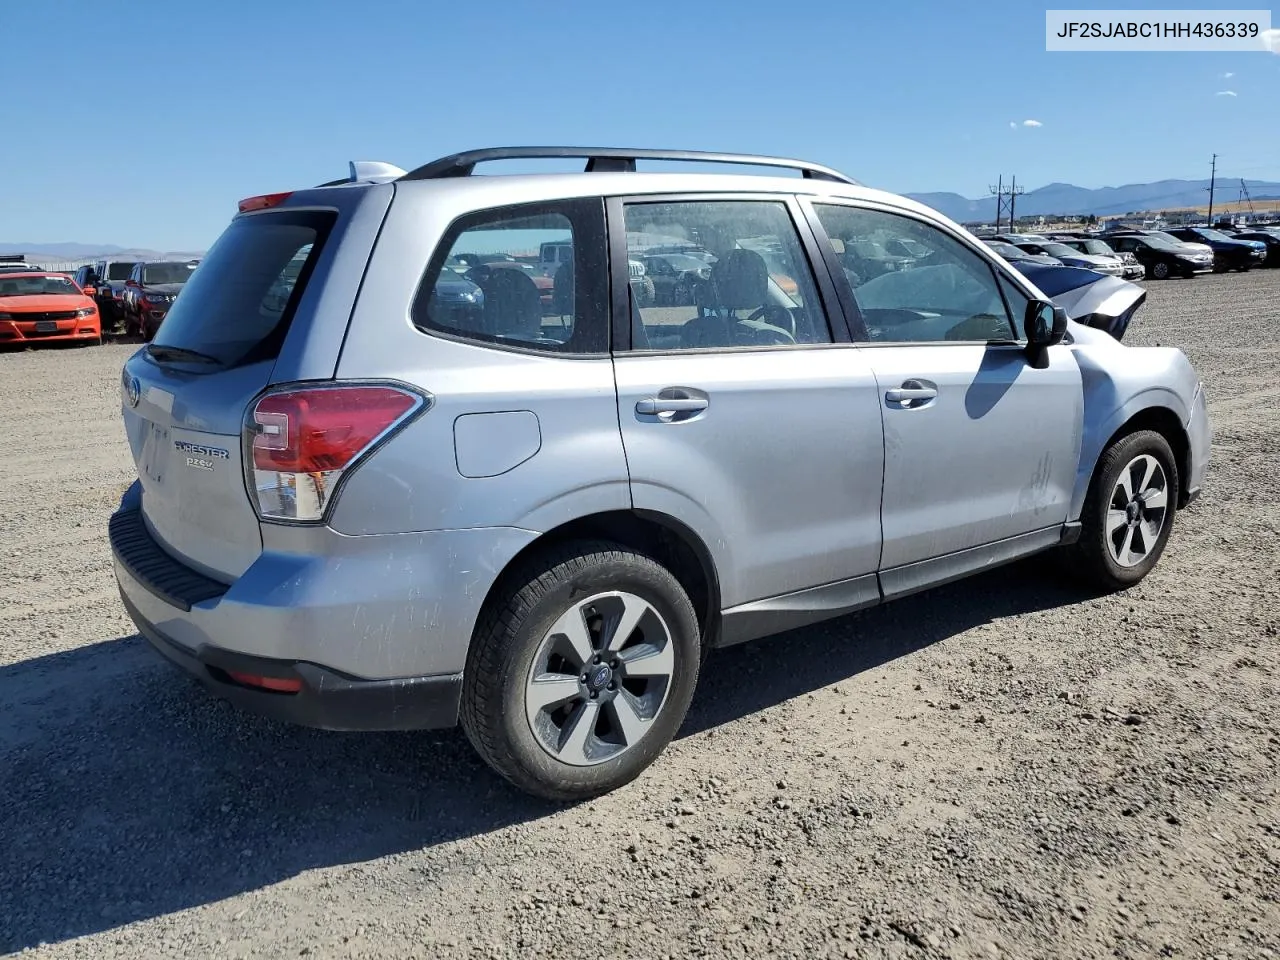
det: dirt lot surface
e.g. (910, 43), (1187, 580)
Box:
(2, 272), (1278, 960)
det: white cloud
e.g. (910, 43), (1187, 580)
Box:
(1009, 121), (1018, 129)
(1021, 119), (1043, 127)
(1262, 28), (1280, 53)
(1216, 90), (1238, 96)
(1222, 71), (1234, 78)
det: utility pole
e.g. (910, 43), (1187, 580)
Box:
(1008, 175), (1024, 230)
(1206, 154), (1217, 224)
(989, 175), (1024, 232)
(1239, 178), (1255, 218)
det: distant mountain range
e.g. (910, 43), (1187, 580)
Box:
(7, 175), (1280, 255)
(0, 242), (204, 261)
(905, 178), (1280, 224)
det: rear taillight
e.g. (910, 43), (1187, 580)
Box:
(245, 384), (423, 522)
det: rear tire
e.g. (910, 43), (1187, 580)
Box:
(461, 540), (701, 802)
(1069, 430), (1179, 591)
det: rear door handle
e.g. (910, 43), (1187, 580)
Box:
(636, 397), (709, 415)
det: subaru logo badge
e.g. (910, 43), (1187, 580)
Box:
(124, 372), (141, 408)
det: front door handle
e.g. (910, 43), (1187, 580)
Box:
(636, 397), (709, 415)
(885, 379), (938, 408)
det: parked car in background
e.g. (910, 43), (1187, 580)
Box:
(1005, 240), (1123, 276)
(1166, 226), (1266, 272)
(0, 254), (39, 274)
(80, 258), (141, 330)
(641, 253), (712, 305)
(1104, 233), (1213, 279)
(982, 239), (1062, 266)
(538, 240), (574, 279)
(0, 271), (101, 347)
(1052, 237), (1145, 280)
(123, 260), (197, 339)
(1228, 229), (1280, 266)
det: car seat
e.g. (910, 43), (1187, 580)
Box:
(474, 267), (544, 342)
(683, 249), (794, 347)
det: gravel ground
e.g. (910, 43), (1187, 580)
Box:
(1, 272), (1278, 960)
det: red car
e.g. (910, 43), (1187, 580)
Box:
(0, 272), (102, 347)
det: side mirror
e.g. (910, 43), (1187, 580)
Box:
(125, 279), (139, 287)
(1025, 299), (1067, 367)
(1025, 299), (1067, 346)
(83, 286), (97, 297)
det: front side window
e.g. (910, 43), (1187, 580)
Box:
(412, 199), (607, 353)
(623, 199), (831, 351)
(813, 204), (1017, 344)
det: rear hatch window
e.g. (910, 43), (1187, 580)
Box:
(149, 209), (335, 368)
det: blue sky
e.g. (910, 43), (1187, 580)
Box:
(2, 0), (1276, 250)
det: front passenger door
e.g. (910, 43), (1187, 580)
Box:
(807, 202), (1083, 594)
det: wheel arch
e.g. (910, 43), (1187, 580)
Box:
(475, 509), (723, 648)
(1078, 405), (1192, 514)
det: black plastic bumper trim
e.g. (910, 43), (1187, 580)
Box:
(119, 591), (462, 732)
(108, 507), (228, 612)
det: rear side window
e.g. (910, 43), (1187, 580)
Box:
(149, 210), (334, 368)
(411, 198), (609, 354)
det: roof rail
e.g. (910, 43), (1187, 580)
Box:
(398, 147), (858, 185)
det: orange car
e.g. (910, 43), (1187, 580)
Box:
(0, 271), (102, 347)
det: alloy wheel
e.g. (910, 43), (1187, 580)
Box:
(1106, 454), (1169, 567)
(524, 591), (675, 766)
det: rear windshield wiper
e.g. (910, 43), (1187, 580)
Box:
(145, 344), (220, 365)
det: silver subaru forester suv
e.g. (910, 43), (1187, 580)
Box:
(111, 147), (1210, 800)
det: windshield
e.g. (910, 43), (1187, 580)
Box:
(0, 275), (80, 297)
(1142, 235), (1179, 250)
(1039, 243), (1079, 258)
(142, 262), (197, 284)
(1194, 228), (1233, 242)
(985, 241), (1023, 257)
(1080, 240), (1115, 255)
(106, 262), (137, 280)
(150, 210), (334, 368)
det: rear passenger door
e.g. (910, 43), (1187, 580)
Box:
(608, 195), (885, 640)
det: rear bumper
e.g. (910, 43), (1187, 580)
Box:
(108, 484), (538, 729)
(121, 589), (461, 730)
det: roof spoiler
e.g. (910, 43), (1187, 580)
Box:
(314, 161), (408, 187)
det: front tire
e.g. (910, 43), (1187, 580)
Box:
(1150, 261), (1171, 280)
(1070, 430), (1179, 591)
(461, 541), (701, 802)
